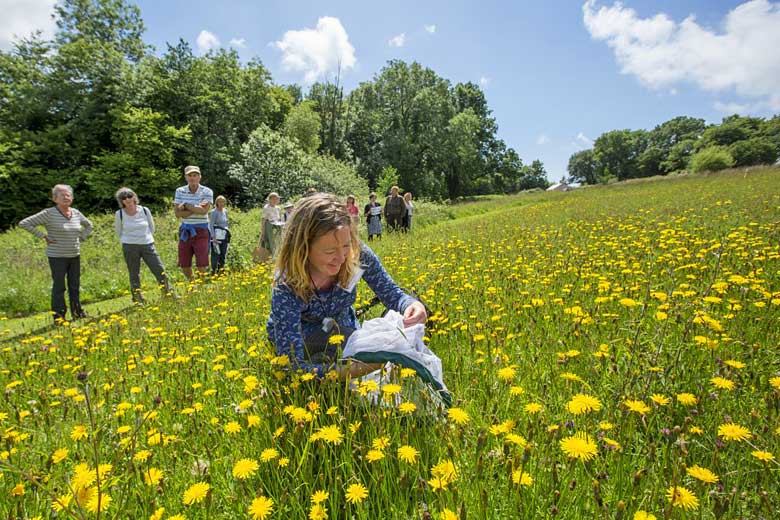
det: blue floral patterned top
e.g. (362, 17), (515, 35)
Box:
(267, 244), (415, 376)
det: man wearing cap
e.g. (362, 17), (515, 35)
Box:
(174, 166), (213, 281)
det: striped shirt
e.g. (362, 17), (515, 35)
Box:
(19, 207), (93, 257)
(174, 184), (213, 224)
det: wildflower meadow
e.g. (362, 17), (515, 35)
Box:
(1, 168), (779, 519)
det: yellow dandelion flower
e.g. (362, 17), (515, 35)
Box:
(182, 481), (210, 505)
(149, 507), (165, 520)
(309, 504), (328, 520)
(278, 457), (290, 467)
(650, 394), (670, 406)
(86, 492), (112, 513)
(633, 511), (657, 520)
(233, 458), (259, 479)
(676, 393), (697, 406)
(447, 407), (470, 425)
(512, 470), (533, 486)
(249, 496), (274, 520)
(560, 432), (598, 461)
(689, 425), (703, 435)
(599, 421), (614, 430)
(440, 509), (458, 520)
(524, 402), (543, 414)
(505, 433), (527, 447)
(326, 406), (338, 415)
(247, 415), (261, 428)
(70, 425), (88, 441)
(510, 385), (524, 396)
(567, 393), (602, 415)
(311, 490), (329, 504)
(751, 450), (774, 462)
(397, 445), (419, 464)
(372, 436), (390, 450)
(349, 421), (361, 433)
(366, 449), (385, 462)
(624, 399), (651, 414)
(52, 448), (69, 464)
(134, 450), (152, 462)
(769, 376), (780, 389)
(143, 467), (163, 486)
(328, 334), (345, 345)
(666, 486), (699, 510)
(724, 359), (745, 369)
(710, 377), (735, 391)
(399, 401), (417, 414)
(431, 459), (457, 483)
(316, 425), (343, 445)
(11, 483), (24, 496)
(497, 366), (516, 381)
(224, 421), (242, 434)
(717, 422), (752, 442)
(560, 372), (584, 383)
(52, 493), (72, 512)
(345, 482), (368, 504)
(686, 465), (719, 483)
(260, 448), (279, 462)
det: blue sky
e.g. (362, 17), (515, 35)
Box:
(3, 1), (779, 181)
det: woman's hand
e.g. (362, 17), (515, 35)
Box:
(402, 300), (427, 327)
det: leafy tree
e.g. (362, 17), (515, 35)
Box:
(660, 138), (697, 173)
(518, 160), (550, 190)
(689, 147), (735, 173)
(377, 165), (399, 197)
(84, 106), (191, 207)
(445, 109), (482, 198)
(728, 137), (778, 167)
(593, 129), (647, 181)
(567, 149), (598, 184)
(226, 125), (310, 205)
(283, 101), (321, 154)
(305, 155), (368, 197)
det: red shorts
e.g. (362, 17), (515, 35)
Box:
(178, 227), (210, 268)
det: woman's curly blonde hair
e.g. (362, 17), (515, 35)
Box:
(274, 193), (360, 301)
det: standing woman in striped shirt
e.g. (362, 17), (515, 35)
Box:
(19, 184), (94, 322)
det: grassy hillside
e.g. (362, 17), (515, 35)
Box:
(0, 167), (778, 518)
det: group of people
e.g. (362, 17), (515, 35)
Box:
(19, 166), (424, 349)
(19, 166), (226, 320)
(363, 186), (414, 241)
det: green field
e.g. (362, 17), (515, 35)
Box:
(1, 168), (779, 519)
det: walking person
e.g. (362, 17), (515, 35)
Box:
(209, 195), (231, 275)
(114, 187), (174, 303)
(345, 194), (360, 224)
(174, 166), (213, 282)
(19, 184), (93, 322)
(364, 192), (382, 241)
(383, 185), (406, 231)
(402, 191), (414, 232)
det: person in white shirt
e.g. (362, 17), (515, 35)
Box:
(261, 192), (282, 258)
(114, 187), (173, 303)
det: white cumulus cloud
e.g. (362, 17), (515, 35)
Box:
(536, 134), (550, 145)
(388, 33), (406, 47)
(275, 16), (356, 83)
(196, 30), (220, 53)
(583, 0), (780, 110)
(0, 0), (56, 51)
(424, 24), (437, 34)
(572, 132), (594, 150)
(479, 75), (490, 87)
(229, 37), (246, 48)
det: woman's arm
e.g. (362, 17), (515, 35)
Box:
(79, 211), (94, 240)
(360, 245), (415, 313)
(270, 285), (326, 376)
(114, 211), (122, 237)
(18, 209), (50, 240)
(146, 208), (156, 235)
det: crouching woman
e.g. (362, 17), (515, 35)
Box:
(267, 193), (427, 378)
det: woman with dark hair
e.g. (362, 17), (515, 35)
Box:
(114, 187), (173, 303)
(363, 192), (382, 241)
